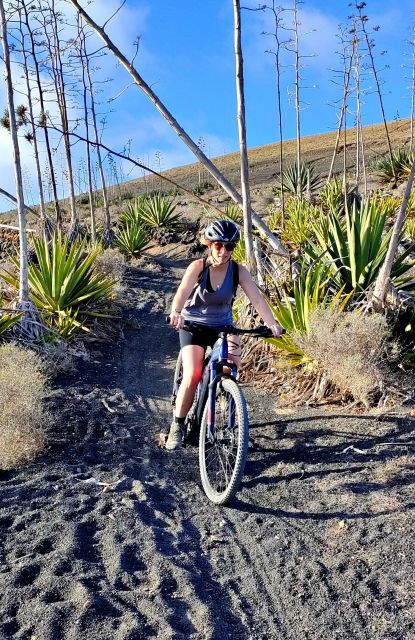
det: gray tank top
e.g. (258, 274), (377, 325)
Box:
(182, 260), (235, 327)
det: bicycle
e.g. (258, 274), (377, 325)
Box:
(169, 319), (277, 505)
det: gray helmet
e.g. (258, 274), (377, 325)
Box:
(204, 219), (240, 243)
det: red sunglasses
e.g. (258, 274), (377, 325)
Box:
(212, 241), (236, 252)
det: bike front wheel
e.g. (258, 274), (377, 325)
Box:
(199, 378), (249, 505)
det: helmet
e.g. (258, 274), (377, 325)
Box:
(204, 219), (240, 243)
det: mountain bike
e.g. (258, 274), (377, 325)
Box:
(170, 319), (276, 505)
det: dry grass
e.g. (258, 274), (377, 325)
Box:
(94, 248), (127, 294)
(0, 343), (49, 470)
(295, 309), (391, 406)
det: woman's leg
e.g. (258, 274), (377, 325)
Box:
(174, 344), (205, 418)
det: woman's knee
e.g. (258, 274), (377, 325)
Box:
(182, 367), (203, 387)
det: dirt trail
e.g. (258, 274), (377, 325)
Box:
(1, 253), (415, 640)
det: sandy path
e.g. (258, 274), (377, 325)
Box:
(1, 255), (415, 639)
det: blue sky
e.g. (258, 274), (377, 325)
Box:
(1, 0), (414, 211)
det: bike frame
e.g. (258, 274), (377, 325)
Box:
(195, 331), (238, 440)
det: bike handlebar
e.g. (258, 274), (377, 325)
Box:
(166, 316), (285, 338)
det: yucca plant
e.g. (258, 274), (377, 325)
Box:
(0, 235), (115, 334)
(304, 200), (415, 294)
(279, 162), (323, 197)
(267, 264), (351, 367)
(115, 222), (150, 257)
(373, 148), (414, 183)
(139, 194), (181, 228)
(118, 196), (148, 228)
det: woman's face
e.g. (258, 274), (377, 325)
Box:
(210, 240), (236, 264)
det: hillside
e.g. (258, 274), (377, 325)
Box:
(0, 117), (412, 226)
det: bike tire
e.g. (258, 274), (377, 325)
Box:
(199, 377), (249, 505)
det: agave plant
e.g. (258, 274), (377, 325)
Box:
(268, 197), (322, 250)
(267, 264), (351, 367)
(0, 234), (114, 334)
(115, 222), (150, 257)
(304, 200), (415, 294)
(280, 162), (324, 197)
(369, 193), (401, 220)
(223, 203), (243, 225)
(139, 194), (181, 228)
(118, 196), (148, 228)
(320, 177), (351, 215)
(372, 148), (414, 183)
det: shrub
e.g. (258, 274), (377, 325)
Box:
(295, 309), (391, 406)
(267, 263), (351, 367)
(0, 344), (48, 469)
(94, 248), (127, 283)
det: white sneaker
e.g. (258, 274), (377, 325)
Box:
(165, 420), (184, 450)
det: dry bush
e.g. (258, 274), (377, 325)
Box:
(0, 344), (49, 470)
(295, 309), (391, 406)
(94, 248), (127, 292)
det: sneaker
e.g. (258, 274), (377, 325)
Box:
(165, 420), (184, 450)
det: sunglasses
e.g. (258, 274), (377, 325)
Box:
(212, 241), (236, 252)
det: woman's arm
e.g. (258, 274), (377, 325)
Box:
(238, 265), (283, 337)
(169, 258), (204, 328)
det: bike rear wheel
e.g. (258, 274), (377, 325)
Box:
(199, 377), (249, 505)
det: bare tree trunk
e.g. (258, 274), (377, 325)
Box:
(353, 24), (361, 189)
(372, 158), (415, 309)
(49, 0), (77, 229)
(84, 50), (111, 241)
(233, 0), (256, 274)
(0, 186), (38, 215)
(0, 0), (29, 303)
(17, 2), (47, 227)
(357, 7), (395, 183)
(327, 38), (353, 184)
(293, 0), (301, 197)
(77, 17), (96, 241)
(23, 1), (61, 225)
(66, 0), (289, 257)
(266, 1), (288, 217)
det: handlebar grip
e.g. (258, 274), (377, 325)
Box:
(166, 315), (171, 324)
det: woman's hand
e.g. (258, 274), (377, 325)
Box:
(170, 310), (184, 330)
(268, 323), (284, 338)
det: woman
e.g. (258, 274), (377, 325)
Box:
(167, 219), (282, 450)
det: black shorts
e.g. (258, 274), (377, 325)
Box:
(179, 326), (221, 351)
